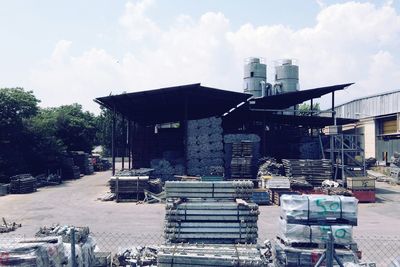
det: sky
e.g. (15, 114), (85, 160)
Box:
(1, 0), (399, 114)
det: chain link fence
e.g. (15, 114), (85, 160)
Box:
(0, 232), (399, 266)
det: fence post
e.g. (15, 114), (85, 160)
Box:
(326, 231), (334, 267)
(70, 227), (76, 267)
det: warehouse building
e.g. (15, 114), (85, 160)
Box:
(335, 90), (400, 162)
(95, 58), (356, 177)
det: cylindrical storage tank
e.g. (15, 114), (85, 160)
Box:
(274, 59), (299, 94)
(243, 57), (267, 97)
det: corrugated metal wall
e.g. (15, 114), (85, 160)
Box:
(335, 91), (400, 119)
(376, 138), (400, 161)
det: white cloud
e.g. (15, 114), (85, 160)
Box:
(119, 0), (160, 41)
(29, 1), (400, 113)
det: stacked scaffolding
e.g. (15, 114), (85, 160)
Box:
(164, 181), (257, 244)
(9, 174), (37, 194)
(282, 159), (333, 186)
(109, 170), (150, 202)
(275, 194), (359, 266)
(187, 117), (224, 176)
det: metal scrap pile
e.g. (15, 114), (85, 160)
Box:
(187, 117), (224, 176)
(258, 157), (285, 177)
(36, 224), (96, 267)
(158, 243), (271, 267)
(0, 218), (21, 233)
(9, 174), (37, 194)
(35, 173), (62, 187)
(112, 246), (158, 267)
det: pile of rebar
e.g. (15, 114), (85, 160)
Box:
(9, 174), (37, 194)
(158, 243), (270, 267)
(282, 159), (333, 186)
(187, 117), (224, 176)
(164, 181), (253, 199)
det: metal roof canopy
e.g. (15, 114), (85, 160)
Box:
(95, 83), (251, 125)
(250, 83), (354, 110)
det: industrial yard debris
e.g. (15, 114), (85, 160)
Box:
(0, 217), (21, 233)
(112, 246), (158, 267)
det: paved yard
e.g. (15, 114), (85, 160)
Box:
(0, 169), (399, 240)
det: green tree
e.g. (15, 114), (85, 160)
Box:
(0, 88), (41, 181)
(298, 102), (320, 115)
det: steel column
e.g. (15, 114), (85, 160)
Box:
(122, 116), (125, 170)
(112, 106), (116, 176)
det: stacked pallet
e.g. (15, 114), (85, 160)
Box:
(9, 174), (37, 194)
(71, 151), (94, 175)
(158, 243), (269, 267)
(187, 117), (224, 176)
(164, 180), (258, 244)
(61, 157), (80, 180)
(109, 176), (149, 202)
(276, 194), (359, 266)
(282, 159), (333, 186)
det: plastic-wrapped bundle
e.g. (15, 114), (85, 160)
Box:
(280, 195), (358, 225)
(278, 218), (353, 245)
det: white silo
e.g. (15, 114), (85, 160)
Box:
(243, 57), (267, 97)
(274, 59), (299, 94)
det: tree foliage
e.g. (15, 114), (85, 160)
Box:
(298, 102), (320, 115)
(0, 88), (99, 182)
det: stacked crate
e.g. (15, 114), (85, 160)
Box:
(346, 177), (375, 203)
(164, 181), (258, 244)
(224, 134), (260, 179)
(186, 117), (224, 176)
(230, 141), (257, 179)
(275, 194), (359, 266)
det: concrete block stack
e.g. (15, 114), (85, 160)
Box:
(187, 117), (224, 176)
(275, 194), (359, 266)
(164, 180), (258, 244)
(224, 134), (260, 179)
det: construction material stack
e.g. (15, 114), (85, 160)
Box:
(160, 180), (270, 266)
(71, 151), (94, 175)
(282, 159), (333, 186)
(266, 177), (299, 206)
(61, 157), (80, 180)
(164, 181), (257, 244)
(275, 194), (359, 266)
(186, 117), (224, 176)
(9, 174), (37, 194)
(224, 134), (260, 179)
(109, 170), (150, 202)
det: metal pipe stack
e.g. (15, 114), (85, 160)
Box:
(187, 117), (224, 176)
(109, 170), (150, 201)
(158, 243), (269, 267)
(164, 180), (258, 244)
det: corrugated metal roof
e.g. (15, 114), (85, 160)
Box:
(335, 90), (400, 119)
